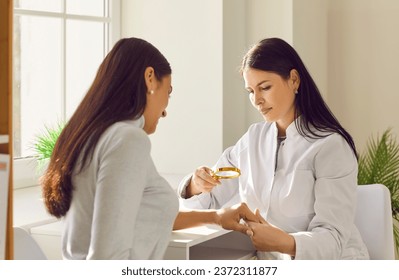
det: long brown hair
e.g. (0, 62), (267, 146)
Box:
(42, 38), (171, 218)
(241, 38), (357, 157)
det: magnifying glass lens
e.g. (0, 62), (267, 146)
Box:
(216, 170), (238, 177)
(213, 167), (241, 179)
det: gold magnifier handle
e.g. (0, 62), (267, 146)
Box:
(212, 167), (241, 179)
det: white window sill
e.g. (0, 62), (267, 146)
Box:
(13, 185), (57, 229)
(13, 157), (43, 190)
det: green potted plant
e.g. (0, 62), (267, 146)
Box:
(357, 128), (399, 256)
(32, 122), (65, 171)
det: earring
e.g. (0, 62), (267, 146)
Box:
(150, 90), (154, 95)
(295, 90), (299, 94)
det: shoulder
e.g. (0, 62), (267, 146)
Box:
(313, 133), (358, 175)
(305, 132), (354, 158)
(317, 132), (352, 151)
(104, 121), (149, 143)
(98, 121), (151, 155)
(108, 121), (148, 140)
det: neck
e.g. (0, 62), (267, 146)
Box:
(276, 126), (287, 137)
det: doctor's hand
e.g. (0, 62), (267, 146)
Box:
(216, 203), (260, 235)
(185, 166), (221, 197)
(246, 209), (296, 256)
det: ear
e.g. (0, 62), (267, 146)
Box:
(144, 66), (155, 93)
(289, 69), (300, 91)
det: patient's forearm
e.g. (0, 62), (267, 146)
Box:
(173, 210), (219, 230)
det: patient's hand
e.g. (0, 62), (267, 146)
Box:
(216, 203), (259, 234)
(247, 209), (296, 256)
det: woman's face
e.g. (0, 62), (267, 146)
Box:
(243, 68), (299, 134)
(143, 74), (172, 134)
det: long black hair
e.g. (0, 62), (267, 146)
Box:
(42, 38), (172, 218)
(241, 37), (357, 157)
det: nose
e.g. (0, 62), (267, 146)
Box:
(251, 90), (264, 106)
(161, 110), (167, 118)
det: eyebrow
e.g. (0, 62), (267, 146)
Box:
(245, 80), (270, 90)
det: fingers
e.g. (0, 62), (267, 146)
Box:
(255, 209), (267, 224)
(232, 223), (253, 235)
(236, 203), (261, 223)
(247, 221), (256, 227)
(192, 166), (220, 193)
(243, 208), (260, 223)
(199, 166), (221, 185)
(233, 223), (247, 234)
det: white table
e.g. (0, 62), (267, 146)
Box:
(166, 226), (255, 260)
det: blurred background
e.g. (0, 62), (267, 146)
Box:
(123, 0), (399, 175)
(12, 0), (399, 178)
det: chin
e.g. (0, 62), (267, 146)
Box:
(263, 114), (277, 123)
(143, 125), (156, 135)
(149, 126), (157, 134)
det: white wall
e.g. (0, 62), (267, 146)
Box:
(245, 0), (293, 125)
(121, 0), (228, 175)
(292, 0), (328, 100)
(246, 0), (293, 44)
(121, 0), (399, 173)
(245, 0), (399, 152)
(222, 0), (248, 149)
(328, 0), (399, 152)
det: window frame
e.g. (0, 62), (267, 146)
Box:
(13, 0), (120, 189)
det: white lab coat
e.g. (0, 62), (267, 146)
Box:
(178, 121), (369, 260)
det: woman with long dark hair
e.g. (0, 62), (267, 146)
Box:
(42, 38), (257, 260)
(42, 37), (176, 260)
(178, 38), (369, 260)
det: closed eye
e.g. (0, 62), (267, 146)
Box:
(260, 85), (271, 91)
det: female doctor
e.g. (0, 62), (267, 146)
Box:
(178, 38), (369, 260)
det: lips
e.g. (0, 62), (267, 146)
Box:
(261, 108), (272, 115)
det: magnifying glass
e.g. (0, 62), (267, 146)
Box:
(212, 167), (241, 179)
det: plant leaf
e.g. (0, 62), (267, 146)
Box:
(358, 128), (399, 253)
(31, 122), (65, 171)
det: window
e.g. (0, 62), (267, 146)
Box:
(13, 0), (120, 188)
